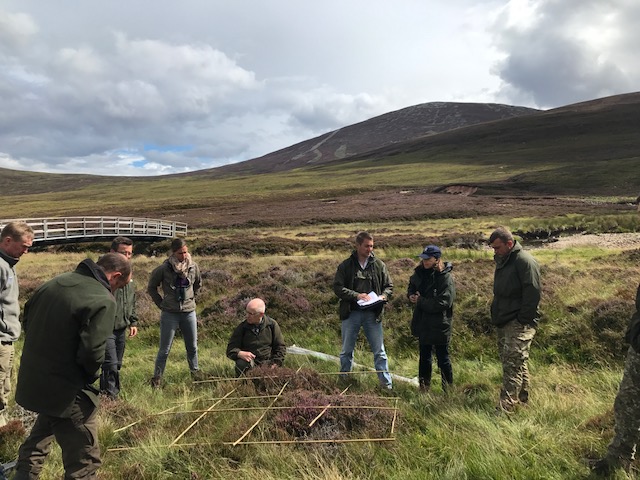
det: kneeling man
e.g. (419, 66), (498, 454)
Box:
(226, 298), (286, 376)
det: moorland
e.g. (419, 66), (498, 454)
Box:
(1, 92), (640, 479)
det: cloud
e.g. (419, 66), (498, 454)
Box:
(0, 10), (38, 52)
(0, 1), (639, 176)
(491, 0), (639, 108)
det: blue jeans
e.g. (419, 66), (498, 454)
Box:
(340, 309), (392, 387)
(153, 310), (198, 377)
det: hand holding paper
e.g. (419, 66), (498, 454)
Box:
(357, 291), (387, 308)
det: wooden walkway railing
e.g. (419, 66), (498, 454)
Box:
(0, 216), (188, 244)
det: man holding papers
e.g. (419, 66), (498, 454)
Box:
(333, 231), (394, 389)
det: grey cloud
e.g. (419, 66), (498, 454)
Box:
(491, 0), (640, 108)
(0, 10), (38, 52)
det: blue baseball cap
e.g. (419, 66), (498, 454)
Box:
(418, 245), (441, 259)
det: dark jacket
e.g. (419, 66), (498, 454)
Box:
(113, 280), (138, 331)
(333, 251), (393, 321)
(491, 241), (541, 327)
(147, 259), (201, 313)
(624, 283), (640, 353)
(16, 259), (116, 417)
(226, 315), (286, 366)
(408, 262), (455, 345)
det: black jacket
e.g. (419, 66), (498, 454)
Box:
(625, 283), (640, 353)
(408, 262), (455, 345)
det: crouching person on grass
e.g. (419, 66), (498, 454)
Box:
(226, 298), (286, 376)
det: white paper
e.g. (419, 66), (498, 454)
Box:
(357, 291), (384, 307)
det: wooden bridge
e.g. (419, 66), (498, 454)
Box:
(0, 216), (188, 245)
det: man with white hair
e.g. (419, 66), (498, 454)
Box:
(226, 298), (286, 376)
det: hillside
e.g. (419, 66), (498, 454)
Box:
(1, 93), (639, 224)
(195, 102), (538, 176)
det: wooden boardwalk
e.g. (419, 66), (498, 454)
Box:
(0, 216), (188, 245)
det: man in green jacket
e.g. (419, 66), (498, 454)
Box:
(489, 227), (541, 413)
(226, 298), (286, 376)
(100, 236), (138, 399)
(13, 253), (131, 480)
(333, 231), (393, 389)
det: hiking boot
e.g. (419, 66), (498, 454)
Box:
(150, 376), (162, 389)
(591, 457), (631, 476)
(191, 370), (208, 382)
(518, 390), (529, 404)
(496, 398), (516, 414)
(419, 378), (430, 393)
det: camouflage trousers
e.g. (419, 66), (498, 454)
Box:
(497, 320), (536, 407)
(606, 346), (640, 463)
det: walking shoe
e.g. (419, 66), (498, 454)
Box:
(496, 399), (516, 414)
(191, 370), (208, 382)
(150, 376), (162, 389)
(419, 378), (430, 393)
(518, 390), (529, 404)
(591, 457), (631, 476)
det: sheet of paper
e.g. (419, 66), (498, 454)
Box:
(357, 291), (383, 307)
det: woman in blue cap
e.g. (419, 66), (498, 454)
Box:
(407, 245), (456, 392)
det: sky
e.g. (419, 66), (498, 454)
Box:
(1, 0), (638, 177)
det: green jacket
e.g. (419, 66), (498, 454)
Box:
(333, 251), (393, 321)
(491, 241), (541, 327)
(16, 259), (116, 417)
(113, 279), (138, 331)
(226, 315), (286, 366)
(147, 259), (201, 313)
(624, 284), (640, 353)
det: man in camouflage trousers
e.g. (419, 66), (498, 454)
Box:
(488, 227), (541, 413)
(593, 200), (640, 475)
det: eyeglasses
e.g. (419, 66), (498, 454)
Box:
(246, 311), (262, 316)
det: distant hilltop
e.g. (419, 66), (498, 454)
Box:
(203, 102), (539, 175)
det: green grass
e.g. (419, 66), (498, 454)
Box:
(3, 235), (640, 479)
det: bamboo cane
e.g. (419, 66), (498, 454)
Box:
(107, 436), (397, 451)
(169, 388), (237, 446)
(308, 385), (349, 427)
(232, 382), (288, 446)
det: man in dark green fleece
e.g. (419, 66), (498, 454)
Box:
(100, 236), (138, 399)
(14, 253), (131, 480)
(489, 227), (541, 413)
(226, 298), (286, 376)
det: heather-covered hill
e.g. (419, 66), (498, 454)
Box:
(1, 93), (639, 223)
(195, 102), (538, 175)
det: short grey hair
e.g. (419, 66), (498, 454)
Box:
(489, 227), (514, 244)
